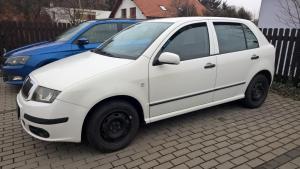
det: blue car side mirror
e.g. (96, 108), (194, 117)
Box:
(77, 38), (89, 46)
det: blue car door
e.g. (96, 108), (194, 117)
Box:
(71, 23), (120, 54)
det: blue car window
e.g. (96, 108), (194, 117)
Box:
(55, 22), (90, 42)
(120, 23), (134, 30)
(78, 23), (119, 43)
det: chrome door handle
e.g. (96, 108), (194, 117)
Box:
(204, 63), (216, 69)
(251, 55), (260, 60)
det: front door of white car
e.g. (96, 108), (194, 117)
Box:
(149, 22), (217, 118)
(212, 22), (261, 101)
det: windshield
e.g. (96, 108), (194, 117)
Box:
(55, 22), (91, 41)
(93, 22), (173, 59)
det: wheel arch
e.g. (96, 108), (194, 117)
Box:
(243, 69), (273, 108)
(253, 70), (273, 85)
(244, 69), (273, 95)
(81, 95), (145, 141)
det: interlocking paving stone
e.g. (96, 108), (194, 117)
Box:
(1, 79), (300, 169)
(254, 146), (300, 169)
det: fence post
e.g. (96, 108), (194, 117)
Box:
(294, 30), (300, 87)
(0, 21), (4, 56)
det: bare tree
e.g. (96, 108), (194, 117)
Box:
(103, 0), (118, 10)
(201, 0), (222, 16)
(172, 0), (198, 17)
(52, 0), (107, 24)
(201, 0), (252, 20)
(0, 0), (51, 22)
(237, 7), (252, 20)
(277, 0), (300, 28)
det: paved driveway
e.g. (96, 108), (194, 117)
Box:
(1, 79), (300, 169)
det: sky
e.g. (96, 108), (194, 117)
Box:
(223, 0), (262, 19)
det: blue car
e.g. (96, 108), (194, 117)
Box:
(1, 19), (139, 85)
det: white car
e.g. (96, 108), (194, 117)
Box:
(17, 17), (275, 152)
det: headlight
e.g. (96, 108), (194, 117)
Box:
(5, 56), (30, 65)
(32, 86), (61, 103)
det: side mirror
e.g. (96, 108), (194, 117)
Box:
(157, 52), (180, 65)
(77, 38), (89, 46)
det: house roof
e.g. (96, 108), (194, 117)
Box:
(109, 0), (206, 18)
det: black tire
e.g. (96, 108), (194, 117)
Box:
(243, 74), (270, 108)
(86, 100), (140, 152)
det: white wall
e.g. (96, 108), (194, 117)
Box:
(45, 7), (70, 23)
(94, 10), (111, 19)
(114, 0), (146, 19)
(259, 0), (300, 28)
(45, 7), (111, 23)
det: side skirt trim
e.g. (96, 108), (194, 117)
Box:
(146, 94), (245, 123)
(150, 82), (246, 106)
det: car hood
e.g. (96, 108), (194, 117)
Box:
(30, 51), (134, 90)
(5, 41), (66, 57)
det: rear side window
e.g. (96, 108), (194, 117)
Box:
(162, 23), (210, 61)
(243, 25), (259, 49)
(214, 23), (247, 54)
(78, 23), (119, 43)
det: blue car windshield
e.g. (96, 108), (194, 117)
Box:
(93, 22), (173, 60)
(55, 22), (91, 41)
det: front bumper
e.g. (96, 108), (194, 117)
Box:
(2, 65), (28, 85)
(17, 93), (88, 142)
(1, 57), (39, 85)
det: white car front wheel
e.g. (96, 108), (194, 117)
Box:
(86, 100), (140, 152)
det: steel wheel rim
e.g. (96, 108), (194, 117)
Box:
(251, 81), (265, 101)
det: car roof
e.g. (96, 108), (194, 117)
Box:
(89, 19), (142, 23)
(146, 17), (250, 24)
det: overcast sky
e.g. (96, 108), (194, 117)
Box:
(223, 0), (262, 18)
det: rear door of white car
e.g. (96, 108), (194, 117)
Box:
(212, 22), (261, 101)
(149, 22), (217, 118)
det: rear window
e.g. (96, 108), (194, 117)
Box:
(243, 25), (259, 49)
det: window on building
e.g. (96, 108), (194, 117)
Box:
(121, 9), (127, 18)
(130, 7), (136, 18)
(160, 6), (167, 11)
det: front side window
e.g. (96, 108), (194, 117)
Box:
(214, 23), (247, 54)
(78, 23), (119, 43)
(243, 25), (259, 49)
(55, 22), (91, 41)
(93, 22), (172, 60)
(161, 23), (210, 61)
